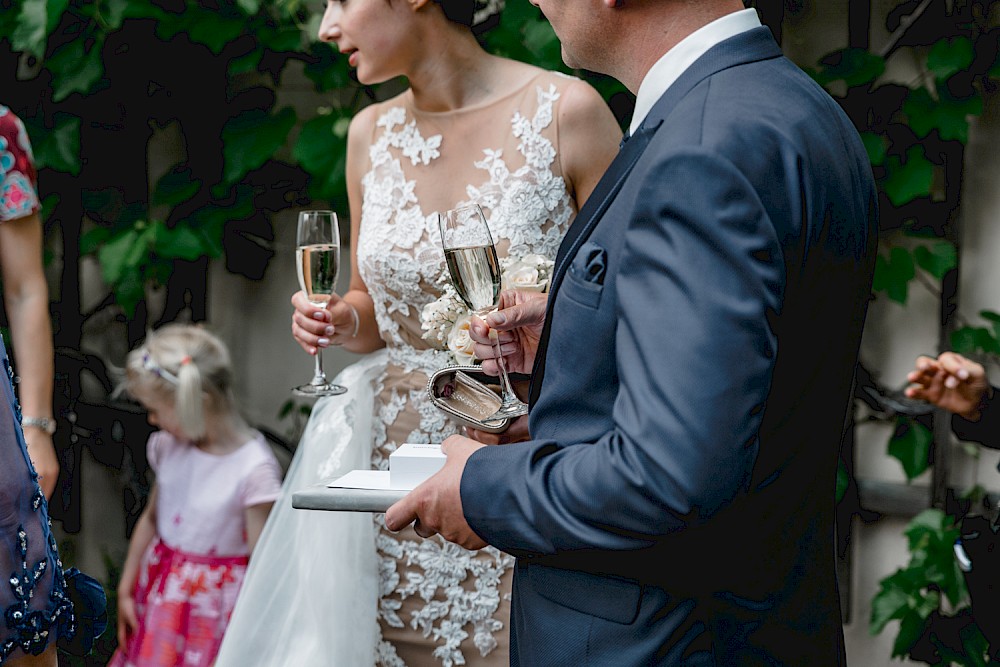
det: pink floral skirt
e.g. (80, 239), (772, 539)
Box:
(108, 539), (248, 667)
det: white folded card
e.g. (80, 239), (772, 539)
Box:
(326, 443), (446, 492)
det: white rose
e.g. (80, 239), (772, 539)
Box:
(504, 261), (547, 292)
(446, 315), (477, 365)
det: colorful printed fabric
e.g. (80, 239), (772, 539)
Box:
(0, 106), (40, 223)
(107, 540), (248, 667)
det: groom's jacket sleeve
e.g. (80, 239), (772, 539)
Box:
(459, 147), (785, 556)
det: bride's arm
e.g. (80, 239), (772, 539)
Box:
(292, 105), (384, 354)
(557, 79), (622, 210)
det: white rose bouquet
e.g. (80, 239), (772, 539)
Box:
(421, 252), (554, 365)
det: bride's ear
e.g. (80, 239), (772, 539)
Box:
(409, 0), (432, 11)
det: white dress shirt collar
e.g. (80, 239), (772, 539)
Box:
(629, 8), (762, 136)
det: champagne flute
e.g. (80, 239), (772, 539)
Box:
(293, 210), (347, 396)
(438, 204), (528, 419)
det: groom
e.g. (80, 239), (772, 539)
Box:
(387, 0), (877, 663)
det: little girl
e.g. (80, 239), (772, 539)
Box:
(107, 324), (282, 667)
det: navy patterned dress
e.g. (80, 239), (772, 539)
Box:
(0, 337), (76, 662)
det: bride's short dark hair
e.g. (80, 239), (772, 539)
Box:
(433, 0), (475, 28)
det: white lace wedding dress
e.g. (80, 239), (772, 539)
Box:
(216, 69), (580, 667)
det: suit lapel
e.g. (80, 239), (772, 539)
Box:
(528, 26), (784, 407)
(527, 126), (658, 406)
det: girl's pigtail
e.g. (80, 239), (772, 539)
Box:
(175, 355), (206, 441)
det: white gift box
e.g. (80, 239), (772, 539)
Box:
(389, 443), (446, 490)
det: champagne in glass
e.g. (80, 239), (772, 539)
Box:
(293, 210), (347, 397)
(444, 244), (502, 315)
(438, 204), (528, 419)
(298, 243), (340, 299)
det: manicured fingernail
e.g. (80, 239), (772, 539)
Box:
(945, 376), (958, 388)
(958, 369), (969, 379)
(488, 312), (506, 326)
(325, 326), (335, 336)
(313, 311), (325, 320)
(317, 337), (330, 347)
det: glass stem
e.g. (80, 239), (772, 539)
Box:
(489, 329), (519, 407)
(312, 350), (328, 386)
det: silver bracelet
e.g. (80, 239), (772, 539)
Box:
(348, 303), (360, 338)
(22, 416), (56, 435)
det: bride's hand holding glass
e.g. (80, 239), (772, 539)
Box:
(292, 209), (347, 396)
(290, 290), (361, 354)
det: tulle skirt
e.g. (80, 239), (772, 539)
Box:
(108, 540), (248, 667)
(213, 350), (386, 667)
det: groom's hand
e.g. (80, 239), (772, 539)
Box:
(385, 436), (488, 550)
(470, 289), (548, 376)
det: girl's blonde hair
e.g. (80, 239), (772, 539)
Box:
(124, 323), (235, 441)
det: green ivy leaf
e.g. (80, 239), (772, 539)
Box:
(926, 37), (974, 82)
(39, 194), (59, 220)
(859, 131), (887, 167)
(46, 37), (106, 102)
(888, 417), (932, 480)
(951, 326), (1000, 356)
(256, 23), (303, 53)
(893, 611), (929, 658)
(872, 246), (915, 304)
(79, 227), (113, 255)
(905, 508), (949, 543)
(230, 49), (265, 75)
(871, 570), (913, 633)
(882, 145), (934, 207)
(221, 107), (297, 186)
(303, 43), (353, 91)
(523, 20), (561, 66)
(12, 0), (52, 59)
(97, 224), (153, 286)
(101, 0), (130, 30)
(31, 115), (81, 175)
(156, 223), (214, 262)
(904, 86), (982, 143)
(0, 3), (18, 40)
(980, 310), (1000, 342)
(835, 460), (849, 503)
(186, 10), (247, 54)
(293, 112), (349, 202)
(151, 167), (201, 207)
(238, 0), (262, 15)
(814, 47), (886, 87)
(913, 240), (956, 279)
(115, 266), (146, 319)
(186, 191), (256, 258)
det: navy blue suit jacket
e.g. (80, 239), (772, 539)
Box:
(461, 27), (877, 665)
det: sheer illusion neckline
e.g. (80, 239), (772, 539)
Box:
(406, 69), (550, 117)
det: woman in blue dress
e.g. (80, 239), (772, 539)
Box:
(0, 105), (106, 666)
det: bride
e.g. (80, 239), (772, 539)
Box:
(215, 0), (621, 664)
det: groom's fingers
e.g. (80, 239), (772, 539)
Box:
(385, 494), (419, 533)
(412, 518), (436, 539)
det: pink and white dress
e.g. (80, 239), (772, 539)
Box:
(108, 431), (282, 667)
